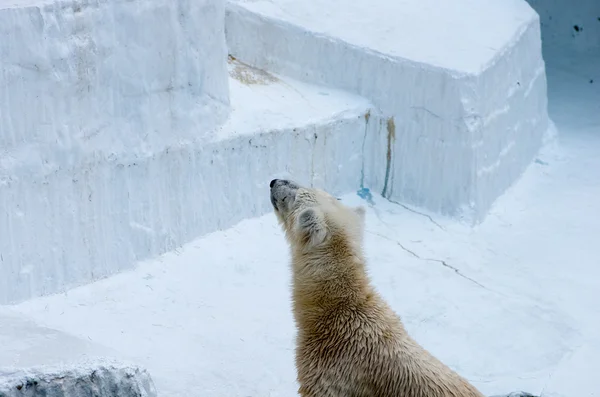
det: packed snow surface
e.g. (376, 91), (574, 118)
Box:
(0, 309), (114, 368)
(0, 309), (157, 396)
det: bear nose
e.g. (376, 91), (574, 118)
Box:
(270, 179), (278, 188)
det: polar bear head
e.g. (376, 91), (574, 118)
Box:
(269, 179), (366, 252)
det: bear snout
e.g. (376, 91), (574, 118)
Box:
(269, 179), (300, 212)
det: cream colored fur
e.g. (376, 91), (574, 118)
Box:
(269, 179), (485, 397)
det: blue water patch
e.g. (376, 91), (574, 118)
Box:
(357, 187), (375, 205)
(534, 158), (548, 166)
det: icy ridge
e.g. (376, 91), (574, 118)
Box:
(0, 359), (157, 397)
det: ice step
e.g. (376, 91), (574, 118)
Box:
(0, 57), (384, 304)
(225, 0), (551, 222)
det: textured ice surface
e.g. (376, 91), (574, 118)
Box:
(0, 55), (381, 303)
(0, 360), (156, 397)
(226, 0), (550, 222)
(0, 309), (156, 397)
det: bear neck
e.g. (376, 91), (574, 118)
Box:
(290, 234), (372, 330)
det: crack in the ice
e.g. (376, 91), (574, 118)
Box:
(367, 231), (490, 291)
(384, 197), (446, 231)
(410, 106), (442, 119)
(424, 257), (489, 290)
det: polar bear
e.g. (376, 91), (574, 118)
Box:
(269, 178), (485, 397)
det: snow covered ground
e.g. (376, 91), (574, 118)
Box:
(4, 50), (599, 396)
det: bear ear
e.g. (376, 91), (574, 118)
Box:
(296, 207), (328, 247)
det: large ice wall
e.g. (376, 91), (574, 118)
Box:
(226, 0), (551, 222)
(0, 0), (230, 303)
